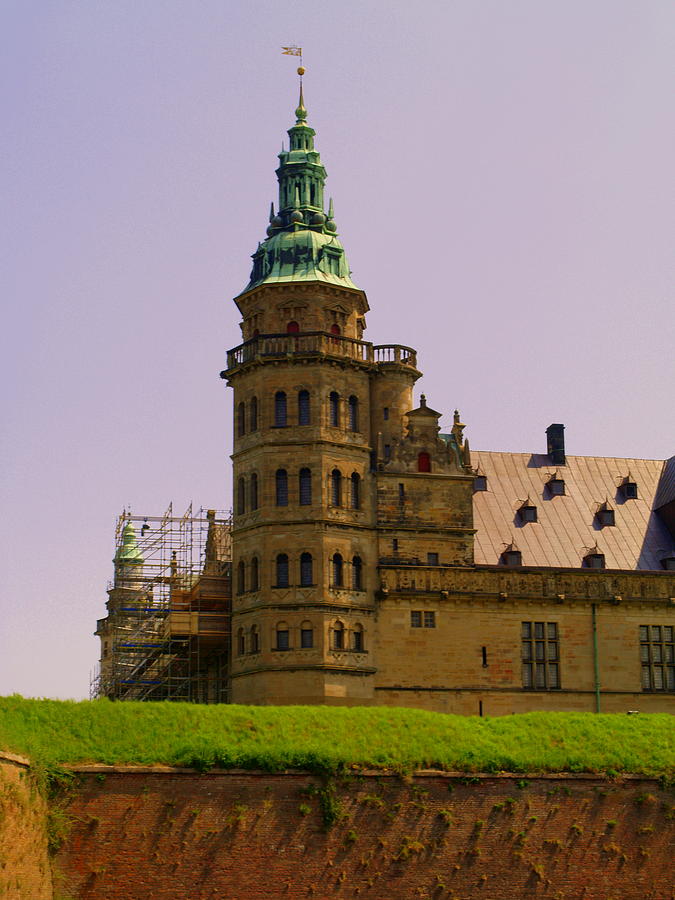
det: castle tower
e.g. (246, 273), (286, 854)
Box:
(221, 78), (475, 705)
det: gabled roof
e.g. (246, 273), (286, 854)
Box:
(472, 451), (674, 571)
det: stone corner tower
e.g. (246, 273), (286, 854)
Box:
(220, 79), (474, 706)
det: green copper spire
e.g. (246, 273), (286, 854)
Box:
(241, 80), (358, 293)
(114, 521), (144, 566)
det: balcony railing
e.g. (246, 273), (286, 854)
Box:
(225, 332), (417, 372)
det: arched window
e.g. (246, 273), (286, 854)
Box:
(298, 389), (310, 425)
(348, 395), (359, 432)
(331, 469), (342, 507)
(329, 391), (340, 427)
(237, 628), (245, 656)
(350, 473), (360, 509)
(330, 324), (341, 336)
(418, 451), (431, 473)
(249, 396), (258, 432)
(300, 620), (313, 649)
(352, 555), (363, 591)
(274, 391), (287, 427)
(237, 476), (246, 516)
(276, 622), (290, 651)
(286, 321), (299, 334)
(250, 556), (259, 592)
(299, 468), (312, 506)
(352, 623), (364, 653)
(237, 560), (245, 595)
(250, 625), (260, 653)
(276, 553), (289, 587)
(300, 552), (313, 586)
(276, 469), (288, 506)
(331, 553), (343, 587)
(237, 401), (246, 437)
(332, 620), (344, 650)
(250, 473), (258, 510)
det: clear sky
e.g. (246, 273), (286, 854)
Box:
(1, 1), (673, 700)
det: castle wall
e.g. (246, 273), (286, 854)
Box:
(53, 768), (675, 900)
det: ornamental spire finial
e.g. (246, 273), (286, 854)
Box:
(295, 66), (307, 124)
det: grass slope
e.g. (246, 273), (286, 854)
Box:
(0, 696), (673, 775)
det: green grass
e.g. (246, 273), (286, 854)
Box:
(0, 696), (673, 775)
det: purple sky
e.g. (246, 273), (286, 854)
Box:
(1, 1), (673, 700)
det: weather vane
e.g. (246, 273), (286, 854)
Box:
(281, 45), (305, 78)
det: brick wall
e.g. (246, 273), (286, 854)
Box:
(54, 768), (674, 899)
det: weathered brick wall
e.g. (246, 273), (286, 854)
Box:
(0, 755), (52, 900)
(54, 769), (674, 899)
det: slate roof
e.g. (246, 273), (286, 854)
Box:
(471, 451), (675, 571)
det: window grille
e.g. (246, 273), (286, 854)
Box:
(352, 626), (364, 652)
(522, 622), (560, 690)
(298, 390), (310, 425)
(474, 475), (488, 492)
(348, 395), (359, 431)
(276, 469), (288, 506)
(350, 473), (360, 509)
(352, 556), (363, 591)
(300, 625), (313, 649)
(331, 553), (343, 587)
(300, 552), (313, 586)
(332, 622), (344, 649)
(299, 468), (312, 505)
(276, 627), (290, 650)
(250, 626), (259, 653)
(329, 391), (340, 427)
(331, 469), (342, 506)
(640, 625), (674, 691)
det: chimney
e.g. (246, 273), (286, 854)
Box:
(546, 423), (566, 465)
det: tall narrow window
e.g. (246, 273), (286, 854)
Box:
(237, 476), (246, 516)
(249, 396), (258, 432)
(276, 469), (288, 506)
(350, 473), (361, 509)
(250, 625), (259, 653)
(352, 555), (363, 591)
(237, 628), (245, 656)
(348, 395), (359, 432)
(250, 557), (259, 592)
(274, 391), (287, 427)
(237, 402), (246, 437)
(640, 625), (674, 691)
(521, 622), (560, 690)
(329, 391), (340, 427)
(250, 473), (258, 510)
(352, 624), (364, 652)
(299, 468), (312, 505)
(418, 451), (431, 473)
(330, 323), (341, 337)
(276, 553), (289, 588)
(300, 622), (314, 649)
(286, 321), (299, 334)
(298, 389), (310, 425)
(332, 621), (344, 649)
(331, 469), (342, 506)
(300, 552), (313, 586)
(237, 560), (245, 595)
(331, 553), (343, 587)
(276, 623), (290, 650)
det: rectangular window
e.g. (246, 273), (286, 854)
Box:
(300, 628), (313, 649)
(427, 552), (439, 566)
(383, 407), (389, 420)
(423, 611), (436, 628)
(521, 621), (560, 690)
(276, 630), (289, 651)
(640, 625), (675, 692)
(411, 610), (435, 628)
(384, 444), (391, 460)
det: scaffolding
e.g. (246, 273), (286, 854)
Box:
(91, 503), (232, 703)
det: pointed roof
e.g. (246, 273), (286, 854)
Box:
(114, 521), (144, 566)
(240, 78), (360, 295)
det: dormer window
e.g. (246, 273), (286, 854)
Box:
(662, 555), (675, 571)
(596, 503), (615, 527)
(474, 474), (488, 492)
(519, 502), (537, 524)
(620, 478), (638, 500)
(501, 548), (522, 567)
(547, 475), (565, 496)
(584, 551), (605, 569)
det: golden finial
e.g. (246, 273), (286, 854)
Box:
(297, 66), (305, 76)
